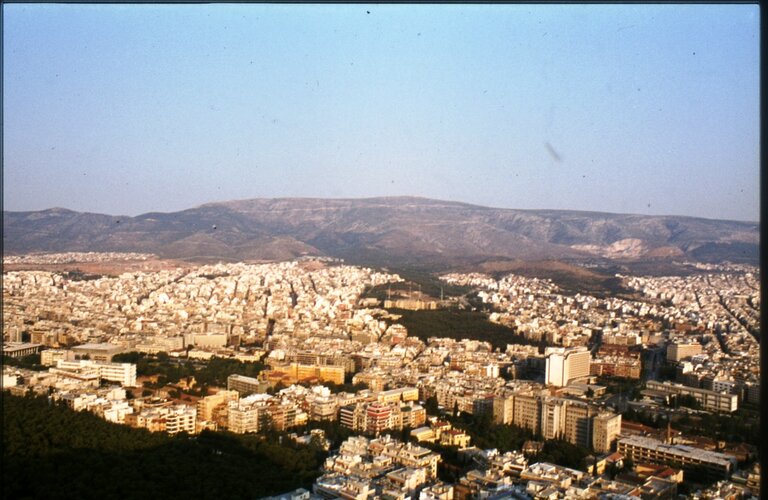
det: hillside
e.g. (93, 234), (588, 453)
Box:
(3, 197), (759, 267)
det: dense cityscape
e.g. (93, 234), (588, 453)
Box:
(2, 251), (760, 499)
(4, 2), (760, 498)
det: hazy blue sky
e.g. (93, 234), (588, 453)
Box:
(4, 4), (760, 221)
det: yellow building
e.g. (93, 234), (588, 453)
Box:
(440, 429), (471, 449)
(410, 427), (436, 443)
(352, 371), (387, 392)
(264, 363), (345, 386)
(197, 390), (239, 423)
(377, 387), (419, 404)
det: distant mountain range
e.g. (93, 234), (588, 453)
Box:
(3, 197), (759, 267)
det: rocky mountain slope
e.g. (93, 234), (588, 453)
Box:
(3, 197), (759, 267)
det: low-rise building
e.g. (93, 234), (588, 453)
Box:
(645, 380), (738, 413)
(3, 342), (43, 358)
(40, 349), (72, 366)
(617, 435), (736, 479)
(71, 343), (125, 362)
(53, 359), (136, 387)
(227, 373), (269, 396)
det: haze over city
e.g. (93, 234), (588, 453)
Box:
(3, 4), (760, 222)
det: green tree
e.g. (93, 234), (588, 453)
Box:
(424, 396), (440, 415)
(608, 461), (620, 479)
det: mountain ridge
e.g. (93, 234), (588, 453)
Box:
(3, 197), (759, 267)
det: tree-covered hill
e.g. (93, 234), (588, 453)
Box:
(3, 394), (324, 499)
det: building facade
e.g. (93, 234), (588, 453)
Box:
(545, 347), (591, 387)
(617, 436), (736, 479)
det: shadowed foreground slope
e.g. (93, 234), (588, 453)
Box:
(3, 394), (323, 500)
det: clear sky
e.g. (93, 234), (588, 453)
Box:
(3, 4), (760, 221)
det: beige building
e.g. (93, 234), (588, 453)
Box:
(410, 426), (436, 443)
(126, 404), (196, 435)
(265, 400), (300, 431)
(352, 371), (387, 392)
(40, 349), (71, 366)
(71, 343), (125, 362)
(165, 405), (197, 435)
(666, 342), (702, 362)
(492, 395), (515, 425)
(439, 429), (471, 449)
(192, 333), (228, 349)
(512, 394), (542, 435)
(561, 401), (594, 449)
(645, 380), (738, 413)
(493, 392), (620, 451)
(592, 412), (622, 453)
(396, 444), (441, 479)
(376, 387), (419, 404)
(617, 435), (736, 479)
(227, 374), (269, 396)
(197, 390), (239, 427)
(263, 363), (345, 386)
(3, 342), (42, 359)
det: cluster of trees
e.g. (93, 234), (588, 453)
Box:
(665, 394), (701, 410)
(450, 410), (535, 453)
(600, 376), (642, 399)
(677, 410), (760, 445)
(388, 308), (539, 350)
(112, 352), (265, 389)
(657, 363), (678, 381)
(625, 404), (759, 449)
(362, 268), (474, 302)
(622, 407), (666, 428)
(3, 394), (324, 499)
(533, 439), (591, 471)
(2, 353), (45, 371)
(322, 380), (369, 394)
(62, 269), (103, 281)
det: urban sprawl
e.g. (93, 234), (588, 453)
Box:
(2, 252), (761, 499)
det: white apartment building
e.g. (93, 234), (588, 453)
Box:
(165, 405), (197, 435)
(228, 394), (272, 434)
(55, 359), (137, 387)
(103, 401), (134, 424)
(545, 347), (591, 387)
